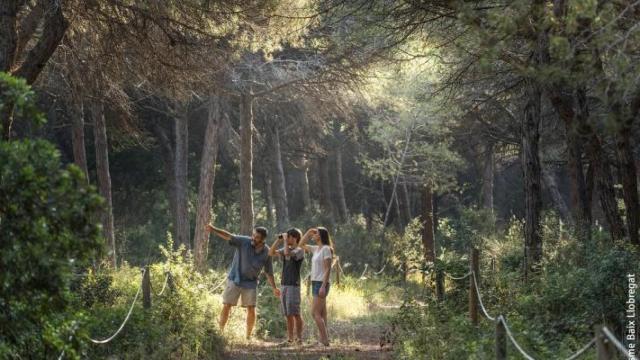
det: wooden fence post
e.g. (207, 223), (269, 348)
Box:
(142, 265), (151, 309)
(594, 325), (613, 360)
(469, 247), (479, 326)
(495, 316), (507, 360)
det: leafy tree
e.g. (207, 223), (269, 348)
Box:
(0, 74), (103, 358)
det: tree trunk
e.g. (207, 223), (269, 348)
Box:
(300, 156), (312, 212)
(270, 125), (290, 230)
(264, 172), (275, 227)
(332, 121), (349, 221)
(174, 111), (190, 250)
(481, 143), (495, 212)
(239, 94), (254, 234)
(71, 99), (89, 181)
(421, 184), (435, 263)
(586, 134), (625, 241)
(194, 96), (220, 272)
(542, 166), (573, 226)
(616, 127), (640, 245)
(154, 123), (177, 242)
(92, 101), (116, 268)
(0, 1), (18, 73)
(548, 89), (592, 240)
(318, 156), (335, 220)
(522, 80), (543, 278)
(402, 180), (412, 223)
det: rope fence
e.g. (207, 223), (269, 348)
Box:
(441, 247), (637, 360)
(89, 268), (145, 344)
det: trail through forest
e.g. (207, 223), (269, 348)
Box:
(223, 280), (400, 360)
(224, 321), (393, 360)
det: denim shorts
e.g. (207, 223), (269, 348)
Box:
(311, 281), (330, 297)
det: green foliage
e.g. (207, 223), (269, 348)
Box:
(0, 72), (45, 129)
(392, 212), (639, 359)
(82, 241), (225, 359)
(0, 74), (103, 359)
(387, 218), (424, 275)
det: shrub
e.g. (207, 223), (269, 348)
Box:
(0, 73), (104, 359)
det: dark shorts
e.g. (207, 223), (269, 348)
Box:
(280, 285), (301, 316)
(311, 281), (330, 297)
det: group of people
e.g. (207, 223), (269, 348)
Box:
(205, 224), (334, 347)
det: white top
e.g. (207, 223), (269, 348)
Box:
(308, 245), (332, 282)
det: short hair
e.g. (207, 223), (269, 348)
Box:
(287, 228), (303, 243)
(254, 226), (268, 240)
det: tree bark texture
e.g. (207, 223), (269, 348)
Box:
(194, 96), (221, 272)
(71, 99), (89, 181)
(522, 80), (543, 277)
(421, 185), (436, 263)
(174, 111), (190, 250)
(239, 94), (255, 234)
(92, 101), (116, 268)
(481, 143), (495, 212)
(270, 124), (290, 230)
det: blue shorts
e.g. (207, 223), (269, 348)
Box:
(311, 281), (330, 297)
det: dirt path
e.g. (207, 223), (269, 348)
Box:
(223, 320), (394, 360)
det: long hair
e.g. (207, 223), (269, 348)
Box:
(316, 226), (334, 254)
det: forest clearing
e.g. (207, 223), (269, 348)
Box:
(1, 0), (639, 359)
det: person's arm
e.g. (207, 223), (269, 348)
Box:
(268, 236), (283, 257)
(205, 224), (234, 241)
(283, 233), (291, 257)
(298, 228), (316, 252)
(266, 273), (281, 297)
(319, 248), (332, 298)
(264, 257), (281, 297)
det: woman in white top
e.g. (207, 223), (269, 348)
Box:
(299, 227), (333, 346)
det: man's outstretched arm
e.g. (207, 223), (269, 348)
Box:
(206, 224), (234, 241)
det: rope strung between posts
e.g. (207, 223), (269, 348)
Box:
(358, 263), (369, 280)
(444, 271), (472, 280)
(443, 269), (608, 360)
(497, 315), (535, 360)
(564, 338), (595, 360)
(89, 268), (145, 344)
(156, 272), (170, 296)
(602, 326), (638, 360)
(211, 276), (228, 292)
(471, 271), (495, 322)
(374, 261), (387, 275)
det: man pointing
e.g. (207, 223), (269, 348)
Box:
(206, 224), (281, 340)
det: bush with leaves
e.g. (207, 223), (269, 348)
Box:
(0, 73), (104, 359)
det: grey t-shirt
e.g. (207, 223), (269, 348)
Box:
(277, 247), (304, 286)
(227, 235), (273, 289)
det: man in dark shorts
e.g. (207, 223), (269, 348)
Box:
(206, 224), (280, 340)
(269, 228), (305, 345)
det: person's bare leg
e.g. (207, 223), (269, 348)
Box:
(320, 300), (329, 343)
(312, 297), (329, 345)
(294, 315), (304, 341)
(219, 304), (233, 332)
(246, 306), (256, 340)
(286, 315), (295, 341)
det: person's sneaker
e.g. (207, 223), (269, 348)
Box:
(294, 338), (303, 346)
